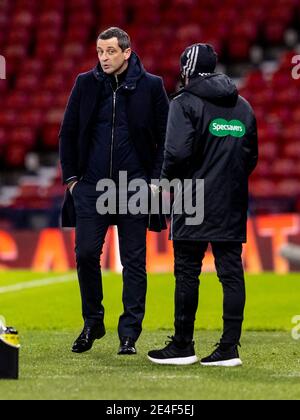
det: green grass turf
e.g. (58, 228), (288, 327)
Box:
(0, 331), (299, 400)
(0, 271), (300, 400)
(0, 271), (299, 331)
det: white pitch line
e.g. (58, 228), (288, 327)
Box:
(0, 274), (76, 294)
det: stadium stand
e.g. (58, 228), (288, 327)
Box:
(1, 0), (300, 228)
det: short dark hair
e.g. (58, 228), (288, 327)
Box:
(97, 27), (131, 51)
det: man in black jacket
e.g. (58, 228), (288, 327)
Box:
(148, 44), (258, 367)
(59, 28), (169, 355)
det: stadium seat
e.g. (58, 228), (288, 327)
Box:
(10, 128), (36, 149)
(42, 125), (60, 150)
(250, 180), (277, 198)
(22, 58), (45, 77)
(0, 110), (18, 128)
(17, 110), (44, 130)
(271, 159), (297, 179)
(31, 92), (54, 110)
(259, 143), (278, 161)
(277, 180), (300, 196)
(0, 128), (7, 152)
(284, 143), (300, 159)
(16, 74), (40, 91)
(4, 144), (27, 169)
(5, 92), (29, 110)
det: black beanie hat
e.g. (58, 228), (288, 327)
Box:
(180, 43), (218, 78)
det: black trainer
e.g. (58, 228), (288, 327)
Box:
(201, 343), (242, 367)
(148, 337), (198, 365)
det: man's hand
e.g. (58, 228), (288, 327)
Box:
(68, 180), (78, 195)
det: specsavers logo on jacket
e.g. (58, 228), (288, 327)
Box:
(209, 119), (246, 138)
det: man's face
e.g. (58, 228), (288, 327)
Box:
(97, 37), (131, 75)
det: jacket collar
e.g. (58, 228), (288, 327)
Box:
(92, 52), (146, 90)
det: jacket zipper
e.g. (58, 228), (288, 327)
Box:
(110, 76), (122, 179)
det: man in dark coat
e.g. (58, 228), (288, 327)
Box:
(148, 44), (258, 367)
(59, 27), (169, 355)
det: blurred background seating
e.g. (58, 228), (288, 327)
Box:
(1, 0), (300, 228)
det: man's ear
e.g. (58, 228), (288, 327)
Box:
(124, 48), (132, 61)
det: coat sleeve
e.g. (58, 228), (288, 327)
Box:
(151, 77), (170, 180)
(244, 113), (258, 176)
(161, 96), (197, 181)
(59, 76), (81, 185)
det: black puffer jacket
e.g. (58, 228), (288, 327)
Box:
(161, 73), (258, 242)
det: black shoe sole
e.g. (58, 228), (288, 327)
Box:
(72, 346), (93, 354)
(96, 329), (106, 340)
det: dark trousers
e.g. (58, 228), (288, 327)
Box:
(73, 181), (148, 342)
(173, 241), (246, 345)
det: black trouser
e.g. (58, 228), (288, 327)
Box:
(73, 181), (148, 342)
(173, 241), (246, 345)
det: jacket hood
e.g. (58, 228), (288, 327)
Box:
(93, 52), (146, 89)
(181, 73), (239, 104)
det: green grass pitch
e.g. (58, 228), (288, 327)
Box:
(0, 271), (299, 400)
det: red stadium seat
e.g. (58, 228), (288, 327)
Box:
(271, 159), (297, 179)
(228, 39), (252, 61)
(282, 123), (300, 144)
(177, 25), (203, 43)
(0, 110), (18, 128)
(277, 180), (300, 197)
(17, 110), (43, 130)
(31, 92), (54, 110)
(231, 22), (257, 42)
(22, 58), (45, 77)
(15, 0), (38, 11)
(68, 12), (94, 26)
(43, 75), (66, 92)
(62, 42), (86, 58)
(4, 144), (27, 169)
(292, 108), (300, 123)
(4, 44), (27, 61)
(35, 29), (62, 43)
(65, 27), (90, 43)
(8, 28), (31, 44)
(259, 143), (278, 161)
(284, 142), (300, 159)
(0, 128), (7, 151)
(35, 43), (59, 59)
(249, 180), (277, 198)
(38, 12), (63, 28)
(16, 74), (40, 91)
(243, 70), (267, 90)
(10, 128), (36, 148)
(42, 125), (60, 150)
(265, 22), (286, 44)
(5, 92), (29, 110)
(12, 11), (35, 28)
(52, 58), (75, 75)
(54, 93), (71, 108)
(251, 88), (274, 107)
